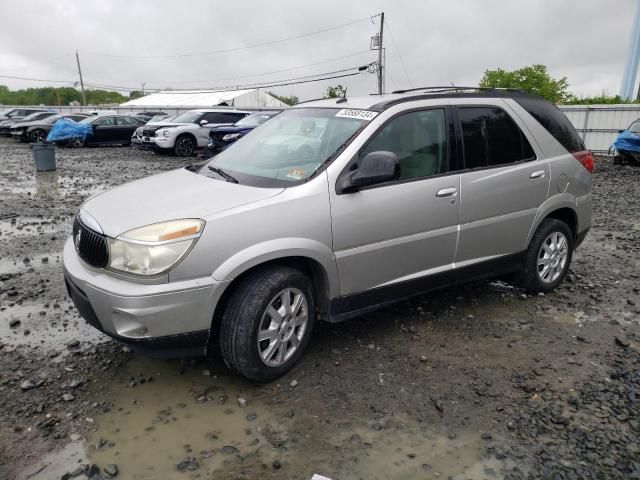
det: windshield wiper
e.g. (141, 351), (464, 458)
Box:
(207, 166), (238, 183)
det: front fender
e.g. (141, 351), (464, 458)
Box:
(211, 238), (339, 298)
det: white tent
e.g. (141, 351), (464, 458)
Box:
(121, 89), (288, 109)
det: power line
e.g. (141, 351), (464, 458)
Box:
(86, 14), (381, 59)
(384, 18), (413, 88)
(159, 50), (373, 84)
(0, 74), (75, 84)
(82, 63), (374, 94)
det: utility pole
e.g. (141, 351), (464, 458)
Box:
(377, 12), (384, 95)
(141, 82), (146, 96)
(75, 50), (87, 106)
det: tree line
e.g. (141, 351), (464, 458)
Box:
(0, 86), (128, 106)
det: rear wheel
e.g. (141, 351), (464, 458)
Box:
(69, 136), (84, 148)
(29, 129), (46, 143)
(174, 135), (196, 157)
(219, 266), (315, 381)
(517, 218), (573, 293)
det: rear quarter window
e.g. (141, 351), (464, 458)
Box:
(515, 97), (585, 153)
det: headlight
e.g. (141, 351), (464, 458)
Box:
(222, 133), (241, 141)
(163, 130), (170, 138)
(107, 219), (204, 276)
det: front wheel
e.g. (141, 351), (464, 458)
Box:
(29, 129), (47, 143)
(219, 266), (315, 381)
(517, 218), (573, 293)
(174, 135), (196, 157)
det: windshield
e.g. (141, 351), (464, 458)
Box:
(629, 121), (640, 134)
(234, 114), (274, 128)
(200, 107), (373, 187)
(44, 114), (63, 124)
(21, 112), (50, 122)
(172, 111), (202, 123)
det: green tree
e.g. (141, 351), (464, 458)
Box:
(325, 85), (347, 98)
(268, 91), (298, 106)
(129, 90), (144, 100)
(479, 64), (570, 103)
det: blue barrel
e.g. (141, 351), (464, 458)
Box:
(31, 142), (56, 171)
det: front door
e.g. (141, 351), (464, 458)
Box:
(330, 108), (460, 298)
(454, 105), (550, 266)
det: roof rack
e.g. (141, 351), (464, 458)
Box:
(391, 86), (527, 94)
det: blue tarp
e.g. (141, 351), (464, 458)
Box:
(611, 129), (640, 153)
(46, 118), (93, 142)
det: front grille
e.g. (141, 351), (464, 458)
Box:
(73, 218), (109, 268)
(142, 127), (159, 137)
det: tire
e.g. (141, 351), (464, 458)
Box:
(69, 136), (84, 148)
(29, 129), (46, 143)
(219, 266), (315, 381)
(517, 218), (574, 293)
(174, 135), (196, 157)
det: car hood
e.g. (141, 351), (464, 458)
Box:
(81, 167), (284, 237)
(211, 125), (252, 135)
(153, 122), (192, 129)
(10, 120), (49, 129)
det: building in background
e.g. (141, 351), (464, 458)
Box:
(121, 89), (288, 110)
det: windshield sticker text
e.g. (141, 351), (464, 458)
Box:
(335, 109), (378, 121)
(286, 168), (306, 180)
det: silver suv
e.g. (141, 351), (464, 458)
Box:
(63, 88), (593, 381)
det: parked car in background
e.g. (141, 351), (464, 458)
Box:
(10, 113), (90, 142)
(70, 114), (146, 147)
(0, 107), (49, 122)
(149, 109), (251, 156)
(131, 111), (167, 122)
(64, 89), (592, 381)
(609, 118), (640, 165)
(132, 115), (177, 149)
(0, 111), (57, 135)
(203, 111), (280, 158)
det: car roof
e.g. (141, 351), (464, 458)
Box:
(293, 88), (544, 112)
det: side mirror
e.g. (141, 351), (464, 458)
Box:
(618, 129), (625, 133)
(340, 151), (400, 193)
(200, 120), (208, 126)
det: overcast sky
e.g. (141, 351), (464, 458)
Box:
(0, 0), (637, 101)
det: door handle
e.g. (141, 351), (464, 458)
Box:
(436, 187), (458, 198)
(530, 170), (546, 179)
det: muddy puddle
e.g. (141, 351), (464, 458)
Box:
(0, 215), (71, 238)
(0, 251), (62, 275)
(0, 171), (108, 199)
(18, 357), (520, 480)
(0, 300), (104, 350)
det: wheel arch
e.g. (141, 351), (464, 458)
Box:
(209, 255), (334, 348)
(527, 197), (579, 247)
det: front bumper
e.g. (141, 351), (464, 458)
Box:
(132, 136), (156, 150)
(63, 237), (228, 357)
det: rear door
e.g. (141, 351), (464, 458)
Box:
(454, 102), (549, 267)
(115, 116), (139, 142)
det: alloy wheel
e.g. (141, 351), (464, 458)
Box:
(176, 137), (194, 156)
(537, 231), (569, 283)
(257, 288), (309, 367)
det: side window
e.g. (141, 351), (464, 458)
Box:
(458, 107), (535, 169)
(204, 112), (245, 124)
(358, 109), (447, 181)
(115, 116), (135, 125)
(94, 117), (115, 127)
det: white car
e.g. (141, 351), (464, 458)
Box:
(151, 109), (251, 156)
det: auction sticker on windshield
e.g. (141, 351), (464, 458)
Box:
(335, 109), (378, 121)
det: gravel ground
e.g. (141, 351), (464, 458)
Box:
(0, 139), (638, 480)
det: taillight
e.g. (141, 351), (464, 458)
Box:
(572, 150), (594, 173)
